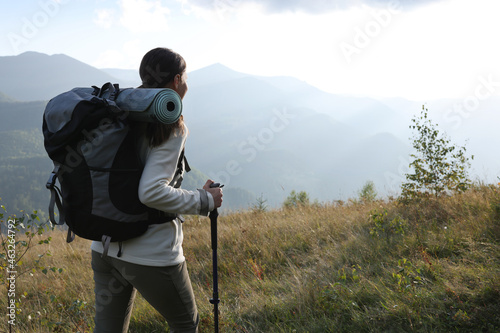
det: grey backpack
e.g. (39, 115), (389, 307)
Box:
(43, 83), (188, 256)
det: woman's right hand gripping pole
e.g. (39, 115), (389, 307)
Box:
(203, 180), (223, 209)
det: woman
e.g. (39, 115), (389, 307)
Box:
(90, 47), (223, 333)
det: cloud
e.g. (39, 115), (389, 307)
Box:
(93, 39), (145, 69)
(94, 8), (115, 28)
(93, 0), (171, 32)
(94, 49), (126, 68)
(119, 0), (170, 33)
(185, 0), (442, 14)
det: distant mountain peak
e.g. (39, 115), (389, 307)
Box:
(188, 63), (248, 87)
(204, 62), (226, 68)
(0, 52), (121, 101)
(192, 62), (244, 74)
(11, 51), (91, 68)
(203, 62), (238, 71)
(17, 51), (47, 57)
(17, 51), (65, 57)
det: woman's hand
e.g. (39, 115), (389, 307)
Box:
(203, 180), (223, 208)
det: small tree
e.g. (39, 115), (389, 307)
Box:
(400, 106), (473, 203)
(358, 180), (377, 202)
(283, 190), (310, 208)
(251, 193), (268, 213)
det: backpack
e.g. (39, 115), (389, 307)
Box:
(43, 82), (189, 257)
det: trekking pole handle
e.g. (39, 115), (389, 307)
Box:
(208, 182), (222, 245)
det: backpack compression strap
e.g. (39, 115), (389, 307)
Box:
(46, 164), (65, 226)
(46, 164), (76, 243)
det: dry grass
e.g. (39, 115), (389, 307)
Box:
(1, 184), (499, 332)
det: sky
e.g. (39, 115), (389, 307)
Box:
(1, 0), (499, 101)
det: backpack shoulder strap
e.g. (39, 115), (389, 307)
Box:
(169, 149), (190, 188)
(147, 149), (190, 225)
(183, 151), (191, 173)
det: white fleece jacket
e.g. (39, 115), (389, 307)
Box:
(91, 124), (214, 266)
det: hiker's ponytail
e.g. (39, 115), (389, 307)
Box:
(139, 47), (186, 147)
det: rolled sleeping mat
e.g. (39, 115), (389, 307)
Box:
(114, 88), (183, 124)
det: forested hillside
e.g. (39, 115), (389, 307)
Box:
(0, 100), (47, 131)
(0, 108), (48, 215)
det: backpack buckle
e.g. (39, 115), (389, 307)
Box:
(46, 171), (57, 189)
(46, 165), (60, 189)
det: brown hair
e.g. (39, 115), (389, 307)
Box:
(139, 47), (186, 147)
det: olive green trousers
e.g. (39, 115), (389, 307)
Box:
(91, 251), (199, 333)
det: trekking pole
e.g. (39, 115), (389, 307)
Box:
(209, 182), (223, 332)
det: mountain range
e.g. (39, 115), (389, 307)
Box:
(0, 51), (497, 214)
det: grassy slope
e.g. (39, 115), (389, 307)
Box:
(1, 184), (499, 332)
